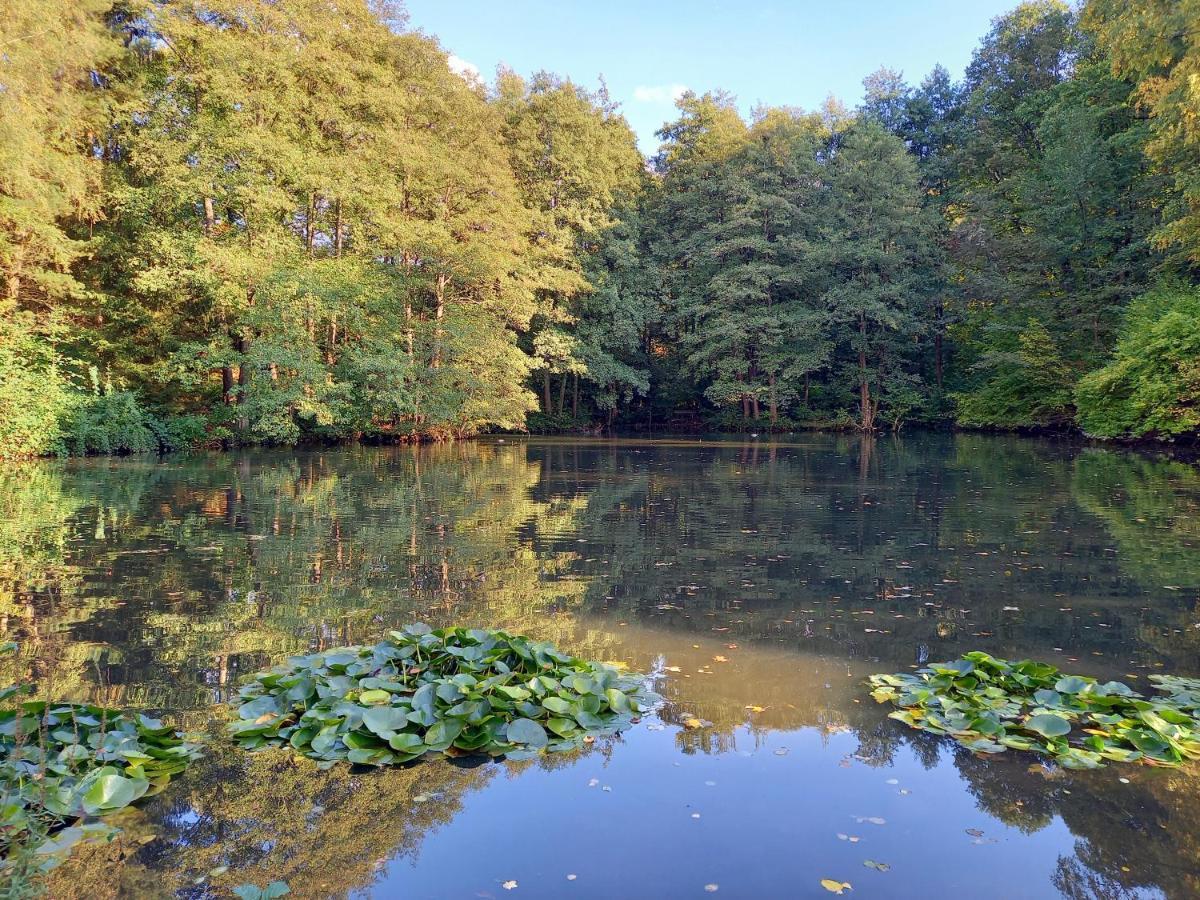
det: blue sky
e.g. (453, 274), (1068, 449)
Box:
(403, 0), (1019, 153)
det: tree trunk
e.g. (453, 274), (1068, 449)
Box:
(858, 314), (874, 431)
(327, 317), (337, 366)
(333, 199), (344, 257)
(934, 329), (944, 390)
(237, 335), (250, 433)
(222, 366), (234, 405)
(572, 375), (579, 419)
(557, 373), (568, 415)
(432, 272), (446, 368)
(767, 373), (778, 424)
(542, 371), (552, 412)
(751, 395), (760, 420)
(858, 350), (874, 432)
(203, 197), (215, 235)
(305, 194), (316, 256)
(741, 394), (751, 420)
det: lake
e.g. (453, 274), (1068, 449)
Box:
(4, 434), (1199, 899)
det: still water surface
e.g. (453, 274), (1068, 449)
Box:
(3, 434), (1200, 899)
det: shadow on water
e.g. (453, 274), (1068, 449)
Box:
(0, 434), (1196, 898)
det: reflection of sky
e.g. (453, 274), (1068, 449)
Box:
(368, 726), (1080, 899)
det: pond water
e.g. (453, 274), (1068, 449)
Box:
(4, 434), (1200, 899)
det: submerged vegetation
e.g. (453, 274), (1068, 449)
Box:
(2, 0), (1200, 456)
(230, 625), (656, 764)
(870, 652), (1200, 769)
(0, 672), (202, 884)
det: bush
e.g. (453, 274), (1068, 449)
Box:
(954, 320), (1075, 428)
(61, 389), (161, 455)
(0, 307), (75, 459)
(1075, 284), (1200, 439)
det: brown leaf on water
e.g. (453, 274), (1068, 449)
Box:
(820, 879), (853, 894)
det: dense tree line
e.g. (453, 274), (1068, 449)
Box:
(1, 0), (1198, 456)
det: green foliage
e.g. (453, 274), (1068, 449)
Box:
(0, 679), (202, 884)
(1084, 0), (1200, 264)
(1075, 284), (1200, 437)
(0, 306), (74, 459)
(954, 320), (1075, 428)
(869, 652), (1200, 768)
(232, 883), (290, 900)
(1, 0), (1198, 447)
(60, 389), (160, 456)
(230, 624), (657, 765)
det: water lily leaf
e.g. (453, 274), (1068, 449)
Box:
(1055, 676), (1091, 694)
(1025, 714), (1071, 738)
(362, 707), (410, 737)
(506, 718), (548, 748)
(81, 769), (149, 814)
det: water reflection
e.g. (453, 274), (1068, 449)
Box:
(0, 435), (1196, 898)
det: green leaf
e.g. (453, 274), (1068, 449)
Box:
(506, 718), (549, 747)
(81, 769), (149, 814)
(362, 706), (410, 736)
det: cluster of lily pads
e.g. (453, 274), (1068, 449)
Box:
(868, 651), (1200, 769)
(0, 680), (202, 872)
(230, 623), (657, 765)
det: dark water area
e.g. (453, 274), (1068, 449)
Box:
(3, 434), (1199, 899)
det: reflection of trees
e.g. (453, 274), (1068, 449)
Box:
(45, 744), (493, 900)
(542, 435), (1200, 676)
(1072, 451), (1200, 589)
(2, 435), (1199, 897)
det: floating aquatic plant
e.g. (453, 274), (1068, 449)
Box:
(230, 624), (658, 765)
(0, 680), (203, 874)
(868, 651), (1200, 769)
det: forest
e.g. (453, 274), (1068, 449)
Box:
(1, 0), (1198, 456)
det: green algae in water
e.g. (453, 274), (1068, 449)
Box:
(230, 624), (659, 765)
(868, 651), (1200, 769)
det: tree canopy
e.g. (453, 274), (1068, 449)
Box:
(1, 0), (1199, 455)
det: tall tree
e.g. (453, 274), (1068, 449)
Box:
(821, 121), (931, 431)
(1084, 0), (1200, 265)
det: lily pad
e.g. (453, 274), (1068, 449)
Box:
(230, 624), (658, 766)
(868, 654), (1200, 769)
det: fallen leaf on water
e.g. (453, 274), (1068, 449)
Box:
(566, 874), (577, 881)
(713, 656), (729, 663)
(502, 880), (518, 890)
(745, 705), (766, 713)
(774, 748), (789, 756)
(862, 860), (890, 872)
(820, 879), (852, 894)
(684, 718), (704, 730)
(965, 828), (984, 837)
(704, 884), (719, 892)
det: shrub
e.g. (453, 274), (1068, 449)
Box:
(0, 307), (74, 459)
(1076, 284), (1200, 438)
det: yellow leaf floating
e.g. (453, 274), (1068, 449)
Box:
(821, 879), (852, 894)
(683, 718), (704, 730)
